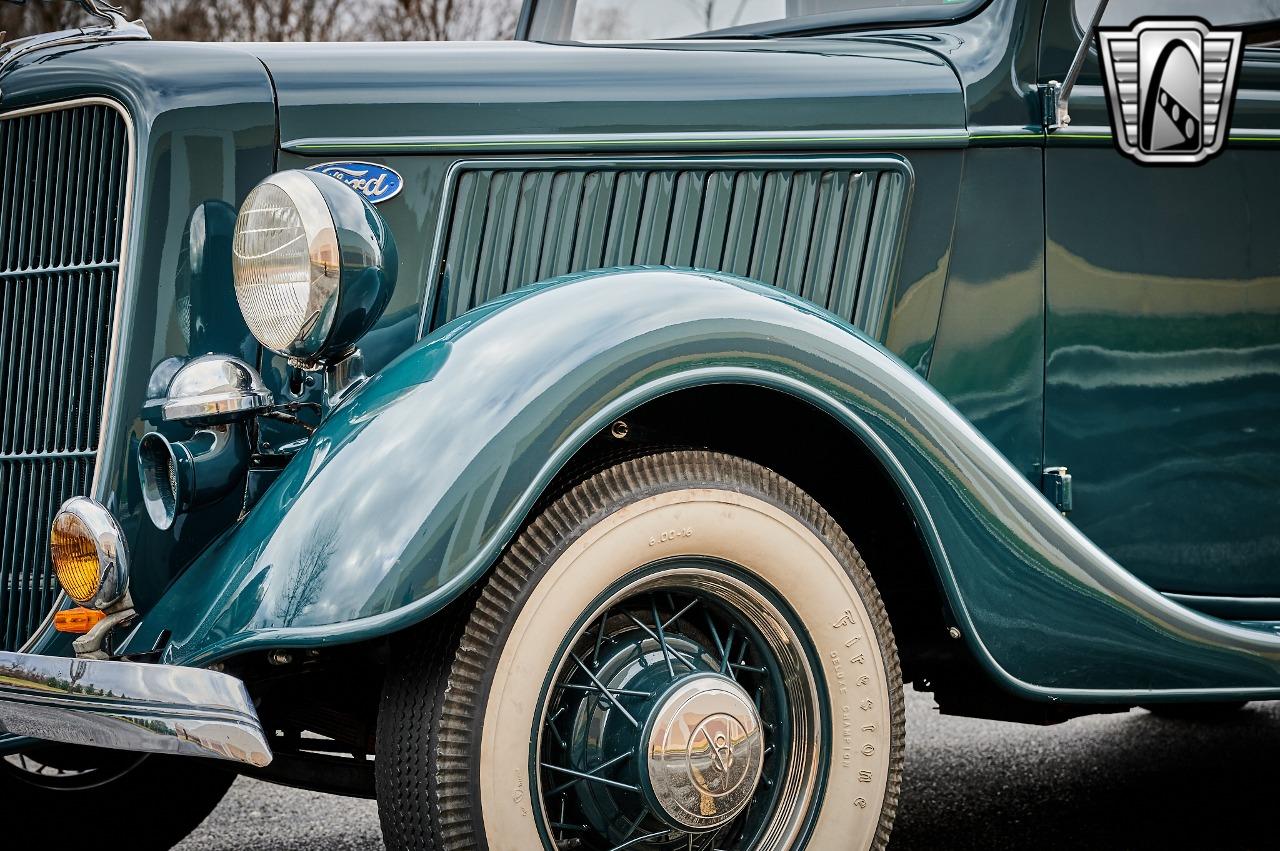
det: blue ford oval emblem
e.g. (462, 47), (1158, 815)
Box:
(307, 161), (404, 204)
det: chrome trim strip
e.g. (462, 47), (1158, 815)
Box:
(1049, 124), (1280, 141)
(0, 258), (121, 278)
(1164, 592), (1280, 620)
(1, 97), (137, 653)
(286, 122), (1280, 154)
(0, 450), (96, 461)
(285, 127), (970, 154)
(0, 651), (272, 767)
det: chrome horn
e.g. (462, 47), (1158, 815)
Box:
(139, 355), (272, 529)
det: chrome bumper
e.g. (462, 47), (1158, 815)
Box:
(0, 651), (272, 767)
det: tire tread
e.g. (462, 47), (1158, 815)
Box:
(381, 450), (905, 850)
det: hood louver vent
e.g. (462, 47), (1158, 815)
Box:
(426, 158), (911, 337)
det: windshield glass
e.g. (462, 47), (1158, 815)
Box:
(527, 0), (986, 41)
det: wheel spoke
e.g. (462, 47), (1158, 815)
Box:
(592, 607), (610, 668)
(704, 610), (726, 659)
(541, 573), (812, 851)
(570, 653), (641, 727)
(546, 751), (633, 796)
(608, 830), (668, 851)
(663, 598), (698, 631)
(619, 810), (648, 841)
(730, 661), (767, 675)
(541, 760), (641, 793)
(547, 706), (569, 749)
(720, 625), (737, 677)
(625, 613), (698, 670)
(651, 598), (676, 678)
(559, 683), (652, 699)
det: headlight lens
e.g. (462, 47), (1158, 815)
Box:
(49, 497), (129, 610)
(50, 513), (100, 603)
(232, 172), (341, 363)
(231, 169), (397, 368)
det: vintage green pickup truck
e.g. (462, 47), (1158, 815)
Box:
(1, 0), (1278, 848)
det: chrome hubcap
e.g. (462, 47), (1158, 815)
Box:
(644, 675), (764, 831)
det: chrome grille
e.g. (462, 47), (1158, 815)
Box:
(0, 100), (130, 650)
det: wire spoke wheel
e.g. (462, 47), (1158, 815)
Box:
(376, 451), (904, 851)
(536, 564), (822, 851)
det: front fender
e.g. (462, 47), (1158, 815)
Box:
(125, 270), (1280, 699)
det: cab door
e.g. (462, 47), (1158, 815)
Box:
(1040, 0), (1280, 601)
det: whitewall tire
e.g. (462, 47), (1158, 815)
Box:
(377, 451), (905, 851)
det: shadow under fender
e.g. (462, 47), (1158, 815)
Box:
(122, 269), (1280, 699)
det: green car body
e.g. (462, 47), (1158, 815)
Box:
(1, 0), (1279, 814)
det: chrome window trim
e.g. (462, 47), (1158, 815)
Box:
(0, 96), (137, 653)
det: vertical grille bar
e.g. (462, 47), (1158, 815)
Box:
(0, 100), (131, 651)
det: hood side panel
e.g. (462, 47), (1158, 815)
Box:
(249, 40), (966, 152)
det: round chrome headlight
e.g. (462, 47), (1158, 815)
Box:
(49, 497), (129, 610)
(232, 169), (397, 368)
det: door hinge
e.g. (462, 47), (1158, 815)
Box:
(1041, 466), (1073, 514)
(1041, 81), (1067, 130)
(1043, 0), (1110, 132)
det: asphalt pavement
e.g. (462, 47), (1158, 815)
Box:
(177, 690), (1280, 850)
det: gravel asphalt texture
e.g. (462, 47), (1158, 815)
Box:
(177, 690), (1279, 850)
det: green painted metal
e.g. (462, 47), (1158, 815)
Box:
(251, 28), (972, 382)
(2, 0), (1278, 721)
(926, 146), (1045, 481)
(241, 38), (967, 156)
(426, 157), (911, 333)
(116, 270), (1280, 700)
(1039, 3), (1280, 597)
